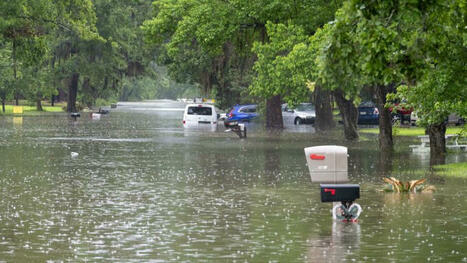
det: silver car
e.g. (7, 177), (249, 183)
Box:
(282, 103), (316, 125)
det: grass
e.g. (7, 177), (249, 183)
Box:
(0, 103), (65, 115)
(432, 162), (467, 178)
(360, 126), (466, 136)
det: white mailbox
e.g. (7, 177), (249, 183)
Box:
(304, 145), (348, 183)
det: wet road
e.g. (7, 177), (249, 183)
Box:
(0, 100), (466, 262)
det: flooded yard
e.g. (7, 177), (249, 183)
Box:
(0, 101), (466, 262)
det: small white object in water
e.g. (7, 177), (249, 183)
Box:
(71, 152), (79, 158)
(91, 113), (101, 120)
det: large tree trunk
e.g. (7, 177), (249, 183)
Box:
(82, 78), (92, 107)
(334, 90), (358, 140)
(58, 87), (67, 102)
(1, 98), (5, 113)
(313, 85), (335, 132)
(36, 94), (43, 111)
(266, 95), (283, 129)
(375, 84), (394, 151)
(67, 73), (79, 112)
(428, 122), (447, 165)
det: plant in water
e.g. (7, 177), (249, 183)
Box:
(382, 177), (435, 193)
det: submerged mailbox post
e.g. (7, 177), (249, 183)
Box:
(304, 145), (362, 222)
(321, 184), (361, 222)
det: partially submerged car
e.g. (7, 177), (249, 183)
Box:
(224, 104), (258, 127)
(282, 103), (316, 125)
(183, 104), (219, 131)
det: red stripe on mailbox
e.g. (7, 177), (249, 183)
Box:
(310, 154), (325, 160)
(324, 188), (336, 195)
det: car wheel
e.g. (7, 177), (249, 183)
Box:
(294, 117), (302, 125)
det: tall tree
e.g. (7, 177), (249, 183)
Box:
(250, 23), (308, 129)
(390, 0), (466, 162)
(143, 0), (342, 129)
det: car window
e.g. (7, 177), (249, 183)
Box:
(187, 106), (212, 115)
(359, 101), (375, 107)
(296, 104), (314, 111)
(246, 106), (257, 113)
(239, 106), (256, 113)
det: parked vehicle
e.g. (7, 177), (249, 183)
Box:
(183, 104), (219, 130)
(224, 104), (258, 127)
(448, 114), (465, 126)
(410, 112), (465, 126)
(282, 103), (316, 125)
(357, 101), (379, 125)
(389, 102), (413, 124)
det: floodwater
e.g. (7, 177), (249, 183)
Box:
(0, 100), (466, 262)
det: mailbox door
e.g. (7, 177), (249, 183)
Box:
(305, 146), (348, 183)
(308, 151), (335, 173)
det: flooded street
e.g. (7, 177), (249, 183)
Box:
(0, 100), (466, 262)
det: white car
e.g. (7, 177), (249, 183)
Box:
(282, 103), (316, 125)
(410, 112), (465, 126)
(183, 104), (219, 131)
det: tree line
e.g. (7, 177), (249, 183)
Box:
(143, 0), (466, 159)
(0, 0), (198, 113)
(1, 0), (465, 159)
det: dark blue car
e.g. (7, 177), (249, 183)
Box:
(224, 104), (258, 127)
(357, 102), (379, 125)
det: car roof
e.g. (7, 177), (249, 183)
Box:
(185, 104), (214, 108)
(234, 104), (256, 107)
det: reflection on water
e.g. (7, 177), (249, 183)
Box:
(307, 222), (361, 263)
(0, 100), (466, 261)
(13, 116), (23, 126)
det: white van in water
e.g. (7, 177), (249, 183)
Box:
(183, 104), (218, 130)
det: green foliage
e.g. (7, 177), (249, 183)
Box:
(327, 0), (466, 129)
(250, 22), (308, 103)
(1, 0), (463, 118)
(0, 41), (14, 104)
(143, 0), (343, 109)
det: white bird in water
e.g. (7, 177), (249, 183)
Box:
(71, 152), (79, 158)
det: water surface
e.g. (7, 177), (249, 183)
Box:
(0, 101), (466, 262)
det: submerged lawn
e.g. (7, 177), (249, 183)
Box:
(360, 126), (466, 136)
(433, 162), (467, 178)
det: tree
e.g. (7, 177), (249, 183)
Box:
(0, 0), (102, 112)
(0, 40), (14, 112)
(390, 0), (466, 162)
(313, 20), (362, 140)
(250, 23), (308, 129)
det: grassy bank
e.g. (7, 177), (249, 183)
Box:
(0, 103), (65, 115)
(360, 126), (465, 136)
(433, 162), (467, 178)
